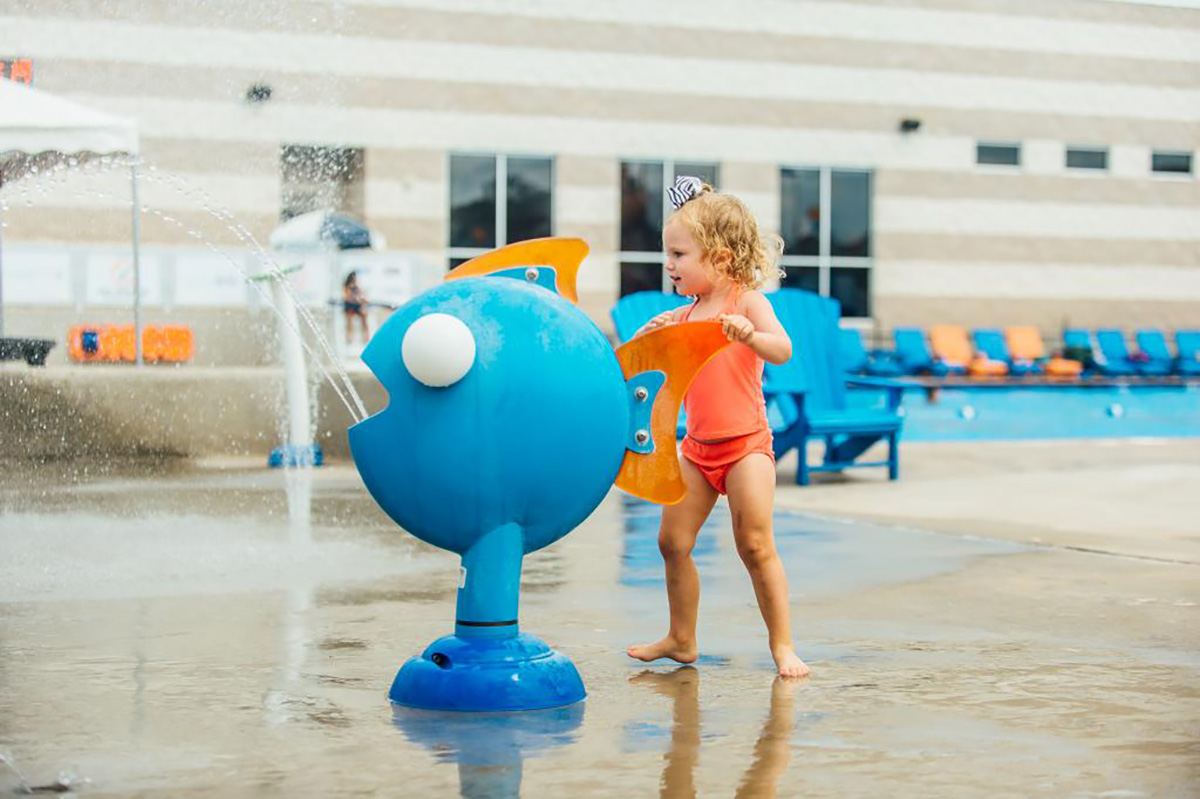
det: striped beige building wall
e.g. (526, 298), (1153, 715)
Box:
(2, 0), (1198, 356)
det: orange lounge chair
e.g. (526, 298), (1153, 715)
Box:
(142, 325), (195, 363)
(143, 324), (167, 362)
(160, 325), (195, 362)
(67, 323), (194, 363)
(98, 324), (135, 362)
(1006, 327), (1083, 378)
(929, 324), (1007, 376)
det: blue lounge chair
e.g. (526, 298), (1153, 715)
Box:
(839, 328), (904, 377)
(1071, 328), (1134, 376)
(1062, 328), (1096, 373)
(1096, 328), (1166, 376)
(1134, 330), (1177, 375)
(1063, 329), (1091, 352)
(609, 291), (690, 343)
(1175, 330), (1200, 377)
(893, 327), (951, 376)
(972, 329), (1036, 376)
(766, 289), (904, 485)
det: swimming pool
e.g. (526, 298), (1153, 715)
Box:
(888, 384), (1200, 442)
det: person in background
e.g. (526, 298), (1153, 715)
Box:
(343, 271), (370, 344)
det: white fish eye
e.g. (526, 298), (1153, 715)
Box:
(401, 313), (476, 388)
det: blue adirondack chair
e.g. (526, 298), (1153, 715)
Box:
(1134, 330), (1177, 375)
(1096, 328), (1165, 376)
(1175, 330), (1200, 376)
(766, 289), (904, 485)
(610, 291), (690, 343)
(611, 291), (692, 437)
(839, 328), (904, 376)
(972, 329), (1036, 376)
(893, 327), (952, 376)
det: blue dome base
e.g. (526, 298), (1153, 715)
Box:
(389, 632), (586, 712)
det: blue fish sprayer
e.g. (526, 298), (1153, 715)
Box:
(349, 238), (728, 711)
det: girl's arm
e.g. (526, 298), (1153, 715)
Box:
(720, 291), (792, 364)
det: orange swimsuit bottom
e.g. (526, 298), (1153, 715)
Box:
(680, 428), (775, 496)
(677, 292), (775, 496)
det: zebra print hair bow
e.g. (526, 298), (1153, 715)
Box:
(667, 175), (704, 210)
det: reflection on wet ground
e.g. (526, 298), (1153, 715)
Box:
(627, 668), (797, 799)
(1, 459), (1196, 797)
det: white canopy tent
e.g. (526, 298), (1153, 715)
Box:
(0, 80), (143, 359)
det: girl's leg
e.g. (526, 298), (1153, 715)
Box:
(358, 311), (370, 342)
(725, 453), (810, 678)
(628, 457), (718, 664)
(344, 313), (353, 343)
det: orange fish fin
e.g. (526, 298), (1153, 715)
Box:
(614, 321), (729, 505)
(444, 237), (588, 303)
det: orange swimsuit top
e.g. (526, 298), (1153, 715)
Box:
(679, 291), (769, 442)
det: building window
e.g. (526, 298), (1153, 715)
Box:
(448, 153), (553, 268)
(280, 145), (364, 221)
(780, 167), (872, 318)
(976, 142), (1021, 167)
(1066, 146), (1108, 171)
(1151, 150), (1193, 175)
(619, 159), (719, 296)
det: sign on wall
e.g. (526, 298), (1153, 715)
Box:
(274, 255), (331, 307)
(1, 58), (33, 85)
(175, 253), (248, 306)
(86, 252), (163, 306)
(1, 250), (71, 304)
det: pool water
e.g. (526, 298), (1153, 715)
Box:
(887, 385), (1200, 441)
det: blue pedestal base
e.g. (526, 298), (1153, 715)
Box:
(389, 632), (585, 712)
(268, 444), (324, 468)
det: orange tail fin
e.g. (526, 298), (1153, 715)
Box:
(445, 237), (588, 304)
(614, 322), (729, 505)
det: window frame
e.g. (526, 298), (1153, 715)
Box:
(975, 141), (1022, 169)
(447, 151), (556, 266)
(279, 144), (365, 222)
(1150, 149), (1194, 176)
(779, 165), (873, 319)
(1065, 145), (1109, 172)
(618, 158), (720, 294)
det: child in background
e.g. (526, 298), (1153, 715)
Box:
(628, 177), (810, 679)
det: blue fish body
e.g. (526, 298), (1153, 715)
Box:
(348, 243), (726, 712)
(350, 277), (628, 563)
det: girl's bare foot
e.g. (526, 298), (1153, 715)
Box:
(772, 646), (810, 679)
(627, 635), (698, 664)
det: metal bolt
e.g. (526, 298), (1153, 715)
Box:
(634, 386), (649, 402)
(525, 267), (539, 282)
(635, 429), (650, 445)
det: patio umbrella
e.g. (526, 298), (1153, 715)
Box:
(268, 209), (383, 252)
(0, 80), (141, 357)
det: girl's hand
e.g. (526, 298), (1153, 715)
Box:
(719, 313), (755, 343)
(637, 311), (676, 336)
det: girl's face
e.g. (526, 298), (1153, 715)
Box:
(664, 219), (717, 296)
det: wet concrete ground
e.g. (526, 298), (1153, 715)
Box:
(1, 455), (1197, 798)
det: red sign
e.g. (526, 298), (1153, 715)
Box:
(2, 58), (34, 86)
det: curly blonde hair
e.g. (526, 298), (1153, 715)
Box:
(668, 184), (784, 290)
